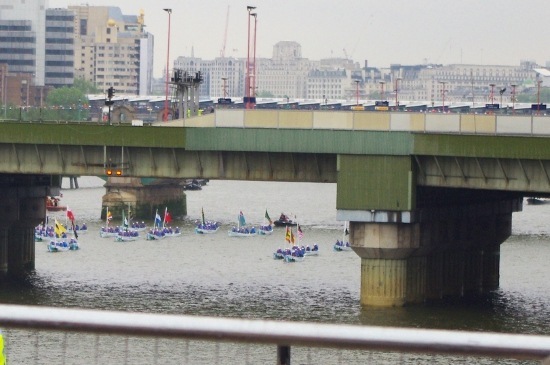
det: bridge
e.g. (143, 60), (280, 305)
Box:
(1, 109), (549, 307)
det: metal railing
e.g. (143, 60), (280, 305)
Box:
(0, 304), (549, 364)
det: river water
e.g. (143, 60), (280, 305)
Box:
(1, 177), (549, 364)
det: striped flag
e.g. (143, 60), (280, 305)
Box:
(297, 224), (304, 240)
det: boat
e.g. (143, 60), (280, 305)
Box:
(46, 196), (66, 212)
(129, 221), (147, 232)
(303, 244), (320, 256)
(47, 239), (71, 252)
(228, 211), (257, 237)
(146, 210), (164, 240)
(258, 209), (274, 235)
(195, 207), (221, 234)
(65, 206), (87, 238)
(526, 197), (547, 205)
(99, 207), (120, 238)
(273, 213), (297, 227)
(333, 221), (352, 252)
(115, 229), (140, 242)
(273, 225), (305, 262)
(183, 179), (202, 191)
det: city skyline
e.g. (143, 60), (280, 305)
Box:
(48, 0), (550, 78)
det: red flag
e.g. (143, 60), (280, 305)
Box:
(164, 210), (172, 224)
(66, 206), (75, 222)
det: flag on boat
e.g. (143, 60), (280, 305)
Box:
(164, 208), (172, 224)
(285, 226), (295, 244)
(238, 211), (246, 227)
(297, 224), (304, 240)
(54, 219), (66, 237)
(345, 222), (349, 236)
(155, 212), (162, 227)
(107, 210), (112, 221)
(72, 221), (78, 240)
(66, 206), (75, 222)
(265, 210), (272, 225)
(123, 210), (128, 228)
(201, 207), (206, 225)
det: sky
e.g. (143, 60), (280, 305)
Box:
(48, 0), (550, 78)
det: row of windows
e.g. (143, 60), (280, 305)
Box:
(46, 61), (73, 67)
(45, 38), (74, 44)
(46, 50), (74, 56)
(0, 37), (35, 43)
(46, 15), (74, 21)
(45, 72), (74, 78)
(0, 59), (34, 66)
(0, 25), (31, 31)
(46, 26), (74, 33)
(0, 48), (35, 55)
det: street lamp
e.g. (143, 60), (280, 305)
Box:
(163, 8), (172, 122)
(354, 80), (360, 106)
(394, 77), (402, 111)
(439, 81), (447, 112)
(510, 84), (517, 115)
(245, 6), (256, 110)
(379, 81), (386, 101)
(489, 83), (496, 105)
(536, 79), (543, 115)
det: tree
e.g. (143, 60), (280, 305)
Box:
(73, 78), (100, 94)
(516, 87), (550, 103)
(45, 86), (89, 121)
(256, 90), (274, 98)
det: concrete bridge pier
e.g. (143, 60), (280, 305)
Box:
(345, 199), (520, 307)
(0, 189), (46, 277)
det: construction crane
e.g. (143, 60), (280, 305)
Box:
(220, 5), (230, 58)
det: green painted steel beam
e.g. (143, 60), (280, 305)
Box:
(413, 134), (550, 160)
(0, 123), (186, 148)
(186, 128), (414, 155)
(337, 155), (415, 211)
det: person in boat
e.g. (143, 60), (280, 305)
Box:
(250, 227), (256, 234)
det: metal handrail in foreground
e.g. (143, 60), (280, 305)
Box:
(0, 304), (549, 363)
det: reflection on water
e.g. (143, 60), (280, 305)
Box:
(0, 177), (548, 364)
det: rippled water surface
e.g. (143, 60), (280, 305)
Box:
(1, 177), (548, 364)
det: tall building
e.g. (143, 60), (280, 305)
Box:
(70, 6), (154, 95)
(0, 0), (46, 86)
(45, 8), (75, 88)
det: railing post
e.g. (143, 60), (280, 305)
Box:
(277, 344), (290, 365)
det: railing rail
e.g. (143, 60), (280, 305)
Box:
(0, 304), (549, 363)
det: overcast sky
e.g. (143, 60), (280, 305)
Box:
(49, 0), (550, 78)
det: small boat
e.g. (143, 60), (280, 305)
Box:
(47, 238), (76, 252)
(228, 211), (257, 237)
(526, 197), (546, 205)
(258, 210), (274, 235)
(183, 179), (202, 191)
(163, 227), (182, 237)
(115, 229), (140, 242)
(284, 246), (306, 263)
(146, 228), (167, 240)
(334, 221), (352, 252)
(273, 213), (297, 227)
(46, 196), (67, 212)
(303, 244), (320, 256)
(258, 224), (274, 235)
(195, 208), (220, 234)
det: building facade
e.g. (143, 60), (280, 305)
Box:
(45, 8), (75, 88)
(70, 6), (153, 95)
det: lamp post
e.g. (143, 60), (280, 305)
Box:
(379, 81), (385, 101)
(489, 83), (495, 104)
(394, 77), (402, 111)
(221, 77), (228, 99)
(439, 81), (447, 112)
(536, 79), (542, 115)
(245, 6), (256, 110)
(510, 84), (517, 115)
(252, 12), (257, 105)
(354, 80), (360, 106)
(163, 8), (172, 122)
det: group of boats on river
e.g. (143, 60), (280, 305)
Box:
(36, 202), (353, 257)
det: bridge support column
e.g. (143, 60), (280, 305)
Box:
(342, 197), (520, 307)
(0, 190), (45, 278)
(102, 177), (187, 220)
